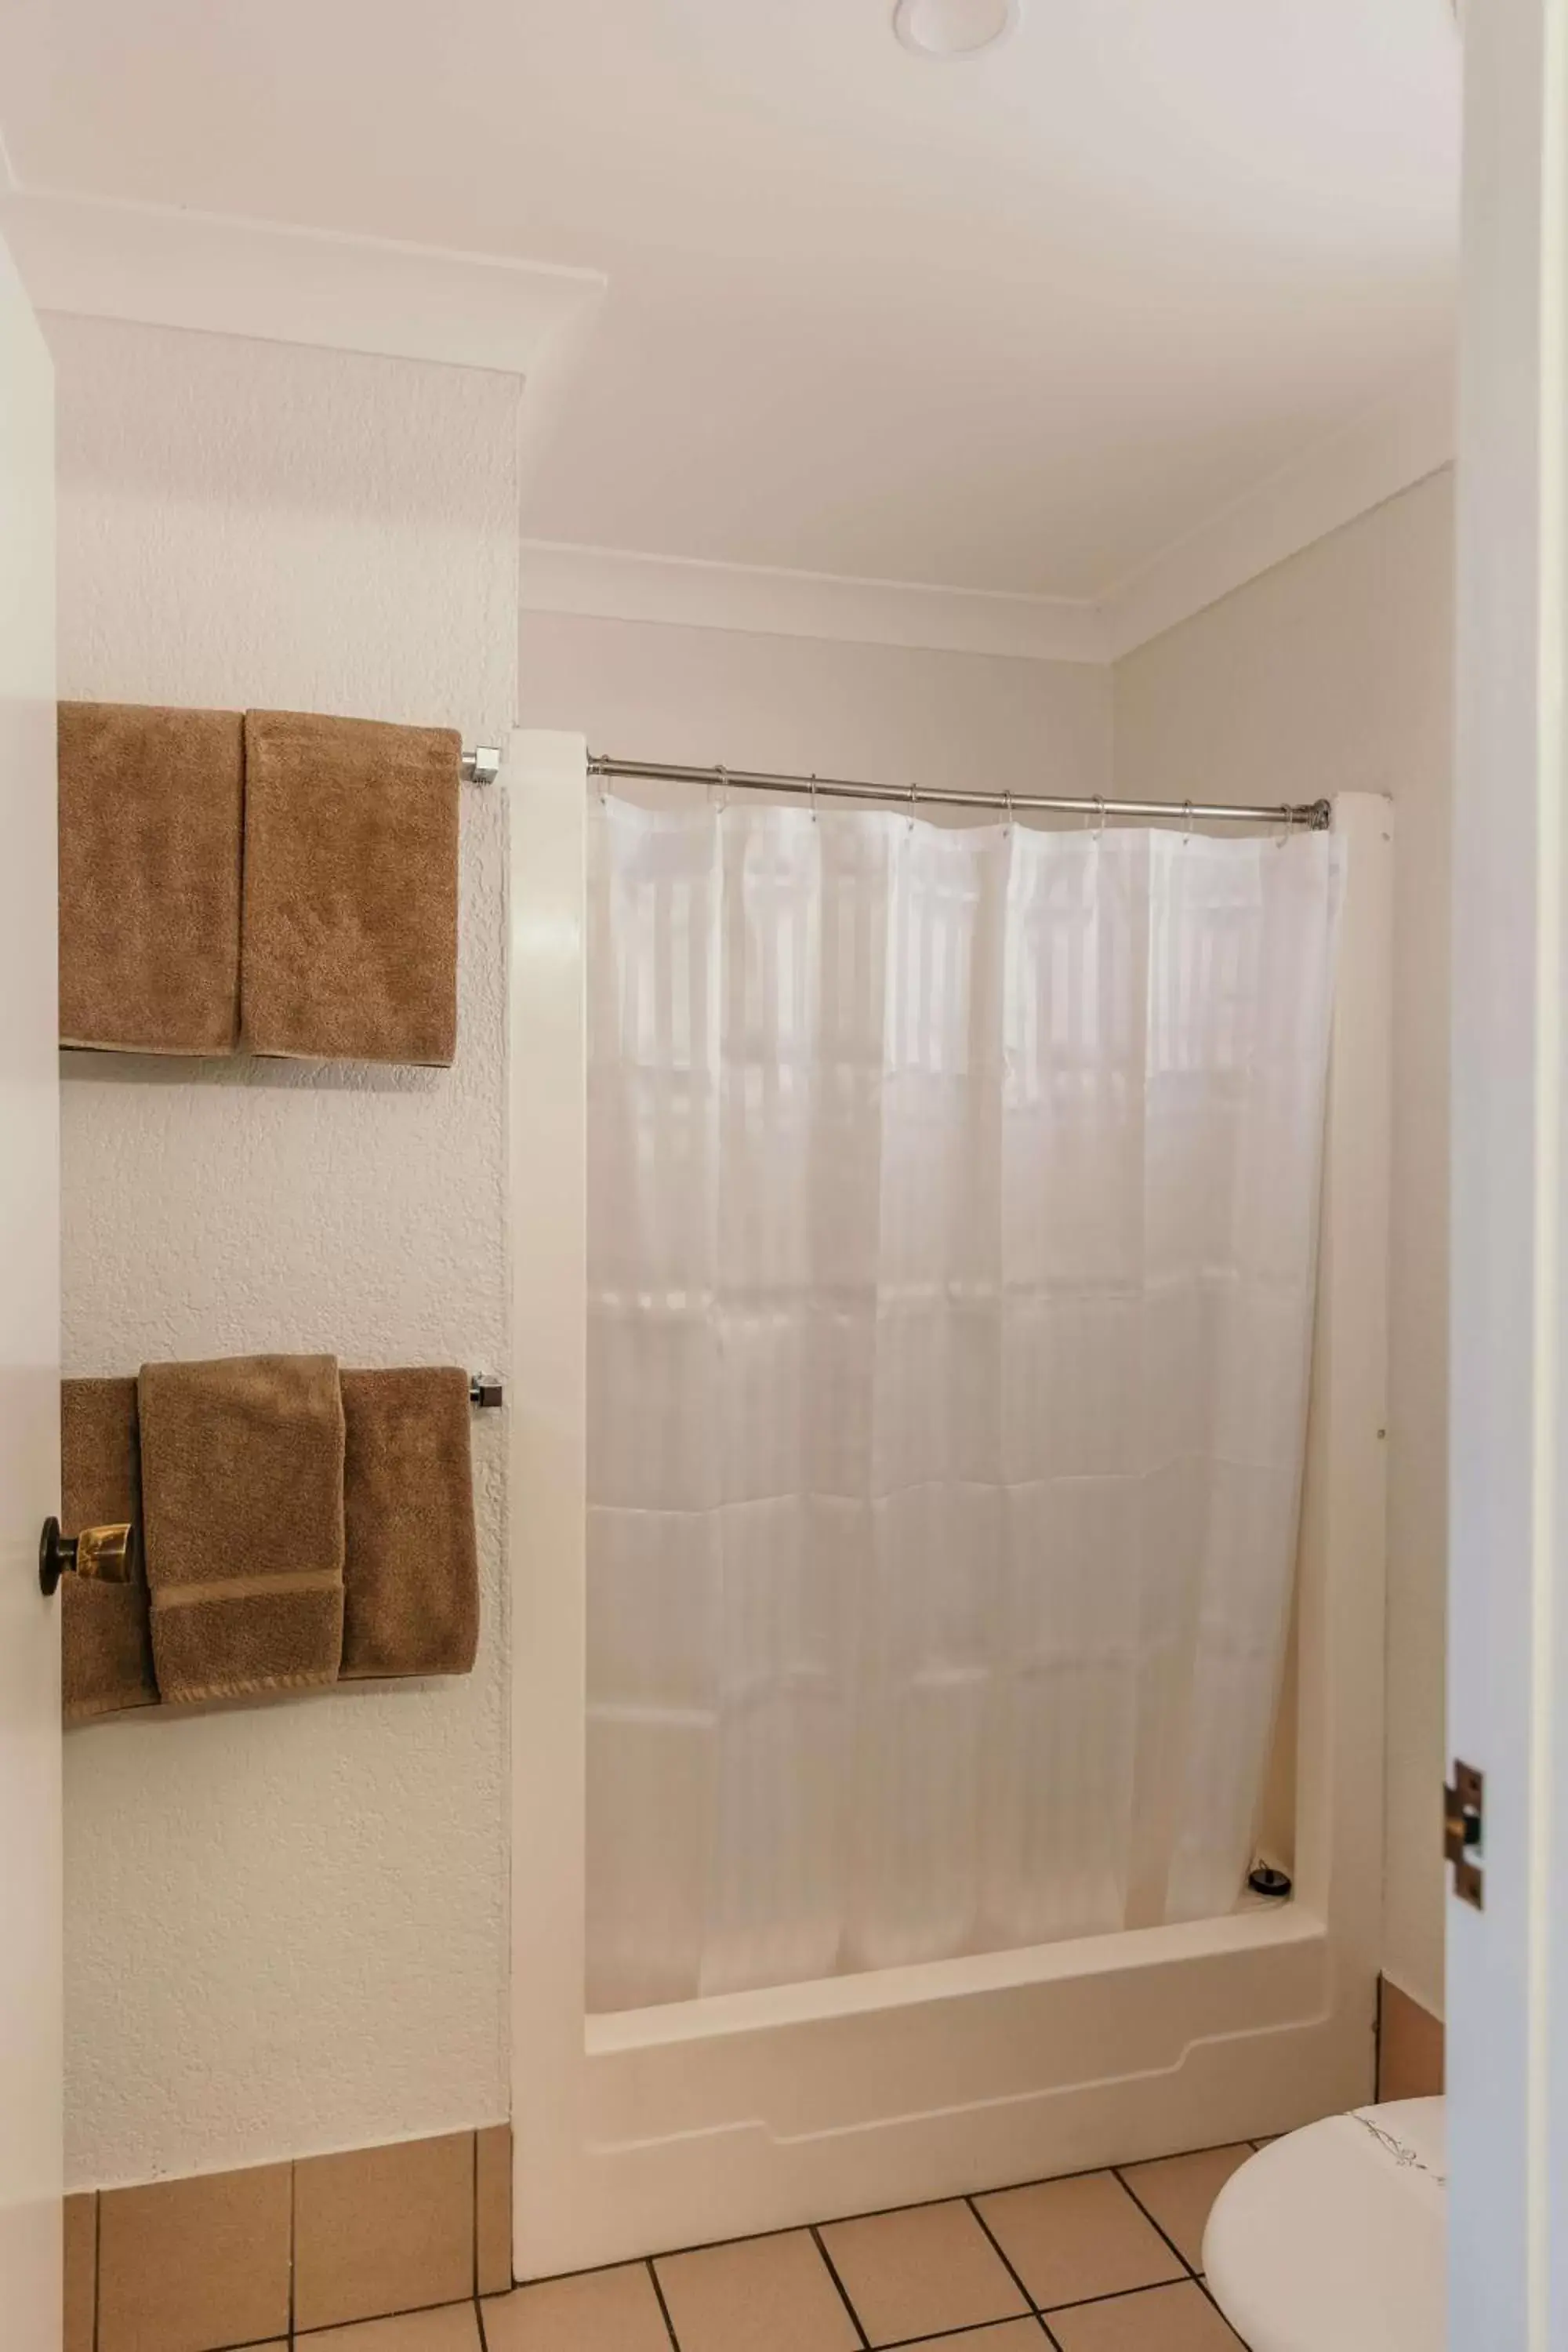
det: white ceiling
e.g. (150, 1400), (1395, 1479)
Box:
(0, 0), (1460, 601)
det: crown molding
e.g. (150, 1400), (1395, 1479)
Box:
(521, 362), (1456, 667)
(1102, 358), (1456, 660)
(520, 539), (1110, 664)
(0, 180), (605, 376)
(3, 174), (1453, 669)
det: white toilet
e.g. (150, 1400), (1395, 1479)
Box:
(1203, 2097), (1445, 2351)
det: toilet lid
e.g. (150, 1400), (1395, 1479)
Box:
(1203, 2097), (1445, 2352)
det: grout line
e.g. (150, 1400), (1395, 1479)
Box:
(1051, 2278), (1200, 2315)
(1033, 2277), (1222, 2324)
(1109, 2166), (1199, 2281)
(269, 2249), (1250, 2351)
(647, 2256), (681, 2348)
(809, 2223), (872, 2350)
(964, 2195), (1043, 2317)
(1193, 2274), (1249, 2345)
(517, 2216), (812, 2285)
(874, 2314), (1057, 2350)
(293, 2292), (496, 2337)
(491, 2136), (1254, 2289)
(268, 2140), (1260, 2350)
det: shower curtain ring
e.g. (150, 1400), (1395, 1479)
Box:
(809, 772), (818, 822)
(907, 779), (919, 833)
(1004, 789), (1014, 831)
(714, 764), (728, 814)
(1182, 799), (1194, 843)
(1094, 795), (1106, 843)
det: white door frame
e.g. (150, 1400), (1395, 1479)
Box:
(1450, 0), (1568, 2341)
(0, 226), (63, 2351)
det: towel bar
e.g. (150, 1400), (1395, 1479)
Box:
(461, 746), (501, 786)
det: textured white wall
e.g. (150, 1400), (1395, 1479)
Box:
(1113, 471), (1454, 2019)
(49, 314), (520, 2187)
(519, 611), (1112, 803)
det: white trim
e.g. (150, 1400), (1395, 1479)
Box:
(1102, 362), (1457, 659)
(521, 362), (1458, 666)
(520, 539), (1110, 664)
(1446, 0), (1568, 2342)
(0, 181), (604, 376)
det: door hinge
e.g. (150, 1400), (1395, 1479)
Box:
(1445, 1759), (1484, 1909)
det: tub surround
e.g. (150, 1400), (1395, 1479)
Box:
(507, 741), (1391, 2272)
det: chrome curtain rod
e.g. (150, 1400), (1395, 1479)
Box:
(588, 754), (1333, 833)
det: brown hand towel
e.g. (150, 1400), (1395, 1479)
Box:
(340, 1368), (479, 1679)
(137, 1355), (347, 1704)
(58, 702), (244, 1054)
(240, 711), (460, 1065)
(60, 1378), (159, 1723)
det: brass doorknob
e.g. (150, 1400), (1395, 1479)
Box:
(38, 1518), (140, 1596)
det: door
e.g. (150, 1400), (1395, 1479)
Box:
(1449, 0), (1568, 2343)
(0, 227), (63, 2350)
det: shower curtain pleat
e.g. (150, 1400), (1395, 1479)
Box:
(586, 797), (1342, 2012)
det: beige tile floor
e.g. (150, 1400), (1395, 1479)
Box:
(285, 2143), (1261, 2352)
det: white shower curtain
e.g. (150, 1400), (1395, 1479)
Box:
(586, 796), (1343, 2012)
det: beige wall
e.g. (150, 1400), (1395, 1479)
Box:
(519, 610), (1113, 801)
(1113, 470), (1454, 2016)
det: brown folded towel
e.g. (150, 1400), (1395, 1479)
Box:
(138, 1355), (347, 1704)
(58, 702), (244, 1054)
(240, 711), (460, 1065)
(340, 1367), (479, 1679)
(60, 1379), (159, 1723)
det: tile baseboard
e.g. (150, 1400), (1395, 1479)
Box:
(1376, 1976), (1445, 2102)
(68, 2125), (512, 2352)
(59, 2008), (1436, 2352)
